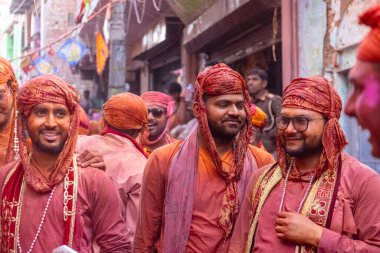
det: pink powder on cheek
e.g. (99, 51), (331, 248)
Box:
(362, 75), (380, 108)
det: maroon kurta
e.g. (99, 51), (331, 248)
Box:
(0, 159), (131, 252)
(229, 153), (380, 252)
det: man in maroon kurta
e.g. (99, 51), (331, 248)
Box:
(229, 77), (380, 252)
(133, 64), (274, 253)
(0, 75), (131, 252)
(345, 4), (380, 158)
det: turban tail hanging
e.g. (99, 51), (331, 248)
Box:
(193, 63), (253, 237)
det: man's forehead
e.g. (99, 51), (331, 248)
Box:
(281, 107), (322, 117)
(0, 82), (9, 91)
(32, 102), (69, 110)
(212, 94), (244, 102)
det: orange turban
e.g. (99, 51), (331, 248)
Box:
(251, 104), (267, 128)
(278, 76), (348, 178)
(0, 57), (19, 164)
(357, 4), (380, 62)
(78, 105), (90, 135)
(103, 92), (148, 131)
(194, 63), (252, 237)
(17, 74), (79, 192)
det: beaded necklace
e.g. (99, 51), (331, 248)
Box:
(278, 159), (315, 213)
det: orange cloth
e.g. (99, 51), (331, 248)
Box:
(0, 57), (19, 166)
(251, 104), (267, 128)
(278, 77), (347, 178)
(17, 74), (79, 192)
(193, 63), (253, 237)
(78, 105), (90, 135)
(103, 92), (148, 131)
(133, 141), (274, 252)
(357, 4), (380, 62)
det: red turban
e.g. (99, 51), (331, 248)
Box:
(141, 91), (175, 144)
(17, 74), (79, 192)
(194, 63), (252, 237)
(141, 91), (175, 116)
(278, 76), (348, 178)
(0, 57), (19, 163)
(103, 92), (148, 131)
(357, 4), (380, 62)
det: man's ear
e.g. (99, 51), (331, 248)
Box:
(263, 80), (268, 89)
(193, 102), (201, 118)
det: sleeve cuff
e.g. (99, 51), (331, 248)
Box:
(318, 228), (340, 253)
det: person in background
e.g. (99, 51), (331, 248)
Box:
(140, 91), (177, 156)
(247, 67), (282, 156)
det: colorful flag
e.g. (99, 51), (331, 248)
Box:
(57, 38), (89, 66)
(96, 32), (109, 75)
(32, 57), (57, 75)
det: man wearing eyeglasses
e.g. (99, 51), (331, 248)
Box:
(140, 91), (177, 156)
(76, 92), (148, 243)
(344, 4), (380, 158)
(229, 76), (380, 252)
(134, 64), (274, 253)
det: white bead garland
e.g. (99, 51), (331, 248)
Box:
(278, 159), (314, 213)
(17, 186), (57, 253)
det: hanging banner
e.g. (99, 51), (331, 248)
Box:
(32, 57), (57, 75)
(96, 32), (109, 75)
(57, 38), (89, 66)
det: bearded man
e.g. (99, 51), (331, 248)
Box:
(0, 75), (131, 252)
(76, 92), (148, 241)
(229, 77), (380, 252)
(140, 91), (176, 156)
(345, 4), (380, 158)
(133, 63), (274, 253)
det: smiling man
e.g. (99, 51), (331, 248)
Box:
(229, 76), (380, 253)
(0, 75), (131, 252)
(345, 4), (380, 158)
(133, 63), (274, 253)
(140, 91), (176, 156)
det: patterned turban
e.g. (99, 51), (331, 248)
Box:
(357, 4), (380, 62)
(194, 63), (252, 237)
(0, 57), (19, 163)
(78, 105), (90, 135)
(277, 76), (348, 178)
(251, 104), (267, 128)
(141, 91), (175, 144)
(103, 92), (148, 131)
(17, 74), (79, 192)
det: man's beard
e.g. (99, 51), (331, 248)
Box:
(207, 117), (243, 141)
(282, 138), (323, 157)
(33, 140), (66, 154)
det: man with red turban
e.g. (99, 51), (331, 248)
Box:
(345, 4), (380, 158)
(140, 91), (176, 156)
(76, 92), (148, 242)
(134, 63), (274, 252)
(0, 57), (19, 166)
(230, 76), (380, 252)
(0, 75), (131, 252)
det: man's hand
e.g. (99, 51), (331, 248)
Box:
(77, 150), (106, 171)
(275, 209), (323, 247)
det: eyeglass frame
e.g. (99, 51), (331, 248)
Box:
(275, 115), (325, 132)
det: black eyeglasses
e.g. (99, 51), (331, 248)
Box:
(275, 115), (324, 132)
(148, 108), (166, 118)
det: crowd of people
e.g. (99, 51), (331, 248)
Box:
(0, 4), (379, 253)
